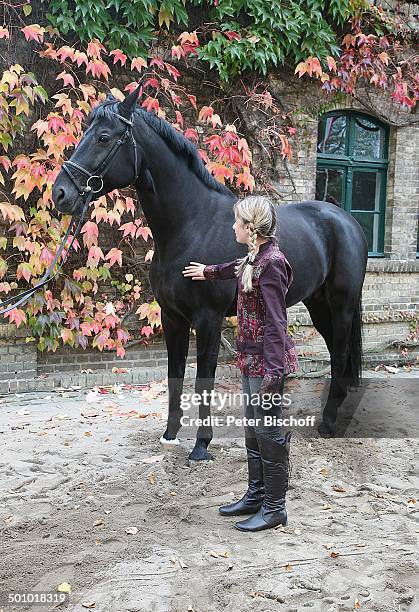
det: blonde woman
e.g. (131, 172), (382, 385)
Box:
(182, 195), (299, 532)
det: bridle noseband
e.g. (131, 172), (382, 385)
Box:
(0, 110), (139, 316)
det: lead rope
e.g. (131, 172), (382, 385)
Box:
(0, 192), (92, 316)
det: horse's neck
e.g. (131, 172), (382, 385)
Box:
(134, 119), (233, 256)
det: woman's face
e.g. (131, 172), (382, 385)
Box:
(232, 214), (250, 244)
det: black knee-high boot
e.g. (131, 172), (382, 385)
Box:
(234, 431), (291, 531)
(219, 431), (265, 516)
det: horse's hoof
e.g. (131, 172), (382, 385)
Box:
(317, 420), (336, 438)
(188, 446), (214, 465)
(159, 435), (180, 446)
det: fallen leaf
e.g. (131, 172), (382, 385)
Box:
(318, 468), (328, 477)
(208, 550), (229, 558)
(84, 431), (92, 437)
(354, 597), (361, 609)
(125, 526), (138, 535)
(17, 408), (31, 415)
(141, 454), (165, 464)
(332, 485), (347, 493)
(81, 603), (96, 609)
(147, 472), (156, 485)
(57, 582), (71, 594)
(322, 504), (332, 511)
(330, 551), (340, 558)
(86, 390), (101, 403)
(93, 519), (104, 527)
(284, 562), (293, 572)
(80, 409), (100, 418)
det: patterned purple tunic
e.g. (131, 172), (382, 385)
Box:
(203, 236), (299, 394)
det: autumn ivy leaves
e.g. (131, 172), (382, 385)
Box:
(0, 19), (269, 356)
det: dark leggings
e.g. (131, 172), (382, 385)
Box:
(241, 374), (286, 443)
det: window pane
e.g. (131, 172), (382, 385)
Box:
(317, 115), (347, 155)
(353, 118), (385, 159)
(351, 212), (380, 253)
(316, 168), (344, 206)
(352, 171), (381, 211)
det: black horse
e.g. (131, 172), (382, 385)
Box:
(52, 86), (368, 462)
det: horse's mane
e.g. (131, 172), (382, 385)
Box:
(88, 97), (232, 196)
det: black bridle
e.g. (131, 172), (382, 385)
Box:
(0, 110), (138, 316)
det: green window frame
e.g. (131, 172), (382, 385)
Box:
(316, 110), (389, 257)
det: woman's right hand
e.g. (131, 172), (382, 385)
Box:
(182, 262), (207, 280)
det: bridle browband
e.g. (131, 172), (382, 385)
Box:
(0, 109), (138, 316)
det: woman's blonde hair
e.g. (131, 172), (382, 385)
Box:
(232, 195), (278, 292)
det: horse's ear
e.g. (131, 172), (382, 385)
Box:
(118, 84), (141, 119)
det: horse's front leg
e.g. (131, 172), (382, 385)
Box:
(160, 308), (191, 444)
(188, 308), (224, 464)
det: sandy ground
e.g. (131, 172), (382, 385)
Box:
(0, 370), (418, 612)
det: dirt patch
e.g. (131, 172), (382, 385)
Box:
(0, 375), (417, 611)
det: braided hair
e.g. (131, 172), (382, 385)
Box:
(232, 195), (278, 292)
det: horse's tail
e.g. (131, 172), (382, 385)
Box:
(348, 294), (363, 388)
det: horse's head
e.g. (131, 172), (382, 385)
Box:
(52, 85), (142, 216)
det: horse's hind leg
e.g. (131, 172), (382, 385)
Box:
(188, 307), (224, 464)
(319, 291), (359, 437)
(304, 289), (334, 354)
(160, 308), (191, 444)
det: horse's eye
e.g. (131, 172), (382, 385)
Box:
(98, 134), (110, 143)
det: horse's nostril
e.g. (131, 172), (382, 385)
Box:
(55, 188), (65, 205)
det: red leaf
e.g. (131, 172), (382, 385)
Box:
(87, 39), (106, 59)
(141, 325), (154, 338)
(224, 31), (241, 41)
(57, 71), (75, 88)
(21, 24), (45, 43)
(175, 111), (184, 128)
(131, 57), (147, 71)
(184, 128), (198, 142)
(198, 106), (214, 122)
(187, 94), (197, 109)
(4, 308), (26, 328)
(142, 97), (159, 113)
(110, 49), (127, 66)
(86, 59), (111, 81)
(164, 62), (181, 81)
(149, 57), (165, 70)
(105, 248), (123, 268)
(81, 221), (99, 248)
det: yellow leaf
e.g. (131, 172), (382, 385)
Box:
(57, 582), (71, 594)
(158, 6), (174, 29)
